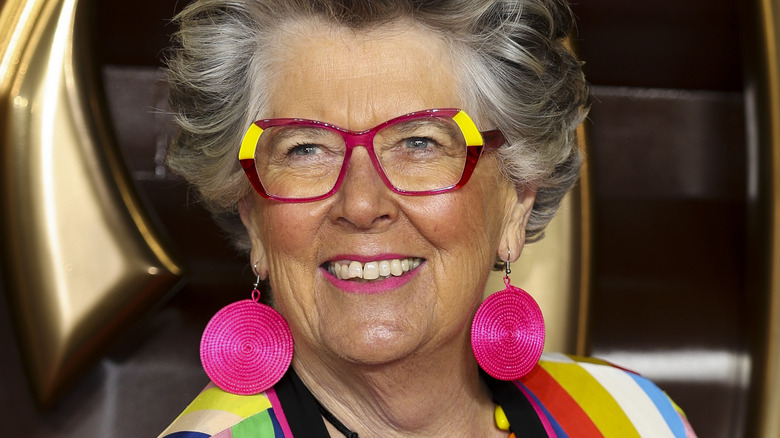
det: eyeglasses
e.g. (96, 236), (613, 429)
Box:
(238, 108), (505, 202)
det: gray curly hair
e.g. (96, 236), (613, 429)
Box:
(165, 0), (589, 251)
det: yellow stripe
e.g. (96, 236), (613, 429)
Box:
(157, 409), (244, 437)
(540, 360), (640, 437)
(239, 123), (263, 160)
(671, 399), (688, 419)
(179, 386), (272, 418)
(452, 111), (483, 146)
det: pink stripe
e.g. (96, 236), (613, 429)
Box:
(266, 388), (294, 438)
(514, 381), (557, 437)
(681, 414), (698, 438)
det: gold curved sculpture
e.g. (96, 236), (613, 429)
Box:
(746, 1), (780, 436)
(0, 0), (183, 406)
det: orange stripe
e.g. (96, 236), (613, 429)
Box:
(521, 365), (604, 437)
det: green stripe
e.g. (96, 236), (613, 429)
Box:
(232, 410), (279, 437)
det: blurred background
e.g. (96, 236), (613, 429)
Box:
(0, 0), (777, 436)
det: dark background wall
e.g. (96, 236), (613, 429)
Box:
(570, 2), (750, 438)
(0, 0), (756, 437)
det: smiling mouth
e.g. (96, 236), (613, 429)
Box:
(324, 258), (423, 281)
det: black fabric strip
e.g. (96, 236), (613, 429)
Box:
(272, 368), (331, 437)
(481, 370), (549, 438)
(317, 402), (359, 438)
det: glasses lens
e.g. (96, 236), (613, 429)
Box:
(374, 116), (468, 192)
(254, 125), (345, 199)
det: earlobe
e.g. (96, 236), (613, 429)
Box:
(498, 184), (537, 263)
(238, 196), (270, 280)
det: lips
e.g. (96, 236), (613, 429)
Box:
(324, 257), (423, 281)
(321, 256), (423, 294)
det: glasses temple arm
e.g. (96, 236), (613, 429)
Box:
(481, 130), (506, 151)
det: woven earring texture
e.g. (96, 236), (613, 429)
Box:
(200, 285), (294, 395)
(471, 275), (545, 380)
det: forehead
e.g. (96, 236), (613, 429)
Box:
(265, 20), (461, 130)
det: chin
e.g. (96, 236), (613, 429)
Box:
(325, 324), (422, 366)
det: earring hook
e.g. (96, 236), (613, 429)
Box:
(252, 262), (262, 297)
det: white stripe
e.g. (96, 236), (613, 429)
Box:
(580, 362), (675, 438)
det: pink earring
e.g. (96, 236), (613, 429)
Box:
(471, 251), (545, 380)
(199, 264), (294, 395)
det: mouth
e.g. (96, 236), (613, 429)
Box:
(323, 257), (424, 282)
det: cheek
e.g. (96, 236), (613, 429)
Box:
(406, 194), (503, 309)
(255, 203), (330, 315)
(412, 181), (504, 258)
(259, 203), (328, 264)
(255, 203), (332, 330)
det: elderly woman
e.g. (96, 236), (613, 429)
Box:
(159, 0), (696, 437)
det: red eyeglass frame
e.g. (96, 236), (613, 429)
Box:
(238, 108), (505, 203)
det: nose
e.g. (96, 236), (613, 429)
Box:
(329, 147), (398, 231)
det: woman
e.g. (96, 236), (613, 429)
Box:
(159, 0), (696, 436)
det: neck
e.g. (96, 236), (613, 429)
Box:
(292, 333), (504, 437)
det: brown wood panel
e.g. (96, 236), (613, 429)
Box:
(570, 0), (743, 91)
(587, 86), (748, 437)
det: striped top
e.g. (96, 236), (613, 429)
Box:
(158, 353), (697, 437)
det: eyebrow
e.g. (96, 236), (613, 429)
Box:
(385, 118), (460, 138)
(266, 125), (337, 143)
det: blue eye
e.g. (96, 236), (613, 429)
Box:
(288, 144), (321, 156)
(404, 137), (432, 149)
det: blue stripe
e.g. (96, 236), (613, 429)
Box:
(517, 381), (569, 438)
(161, 432), (211, 438)
(268, 408), (285, 436)
(628, 373), (686, 437)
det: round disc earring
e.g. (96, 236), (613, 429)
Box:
(471, 251), (545, 380)
(200, 266), (294, 395)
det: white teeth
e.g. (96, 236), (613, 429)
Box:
(329, 258), (422, 281)
(378, 260), (391, 277)
(390, 259), (403, 276)
(363, 262), (380, 280)
(348, 261), (362, 279)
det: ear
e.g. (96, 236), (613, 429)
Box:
(497, 184), (537, 263)
(238, 195), (269, 280)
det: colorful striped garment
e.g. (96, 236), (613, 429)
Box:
(158, 353), (697, 437)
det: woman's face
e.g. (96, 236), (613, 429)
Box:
(240, 23), (534, 366)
